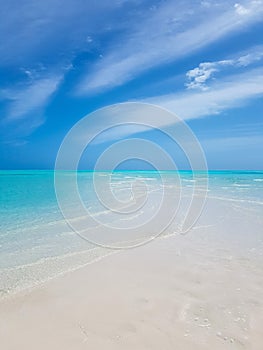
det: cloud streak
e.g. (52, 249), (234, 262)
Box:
(2, 75), (63, 122)
(0, 72), (64, 144)
(70, 67), (263, 147)
(0, 0), (127, 68)
(78, 0), (263, 94)
(145, 67), (263, 120)
(185, 46), (263, 90)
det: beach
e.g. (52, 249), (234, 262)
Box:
(1, 0), (263, 348)
(1, 181), (263, 349)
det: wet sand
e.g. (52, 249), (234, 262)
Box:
(0, 197), (263, 349)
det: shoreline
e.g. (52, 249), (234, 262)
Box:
(1, 190), (263, 349)
(1, 194), (262, 299)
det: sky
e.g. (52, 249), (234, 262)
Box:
(0, 0), (263, 170)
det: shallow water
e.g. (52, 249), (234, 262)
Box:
(0, 170), (262, 295)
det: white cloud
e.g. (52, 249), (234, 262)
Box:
(69, 68), (263, 147)
(77, 0), (263, 94)
(234, 2), (251, 15)
(0, 72), (64, 143)
(237, 48), (263, 66)
(144, 67), (263, 120)
(185, 46), (263, 90)
(2, 75), (63, 121)
(186, 62), (220, 90)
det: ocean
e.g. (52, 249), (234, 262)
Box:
(0, 170), (263, 296)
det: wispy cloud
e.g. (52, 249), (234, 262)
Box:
(185, 46), (263, 90)
(0, 0), (149, 141)
(77, 0), (263, 94)
(145, 67), (263, 120)
(0, 0), (126, 68)
(2, 75), (63, 122)
(66, 67), (263, 148)
(0, 72), (64, 144)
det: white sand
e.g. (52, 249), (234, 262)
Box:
(1, 198), (263, 349)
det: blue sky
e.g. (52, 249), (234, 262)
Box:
(0, 0), (263, 170)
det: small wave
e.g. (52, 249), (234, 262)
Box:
(207, 195), (263, 205)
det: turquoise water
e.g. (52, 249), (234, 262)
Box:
(0, 170), (263, 295)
